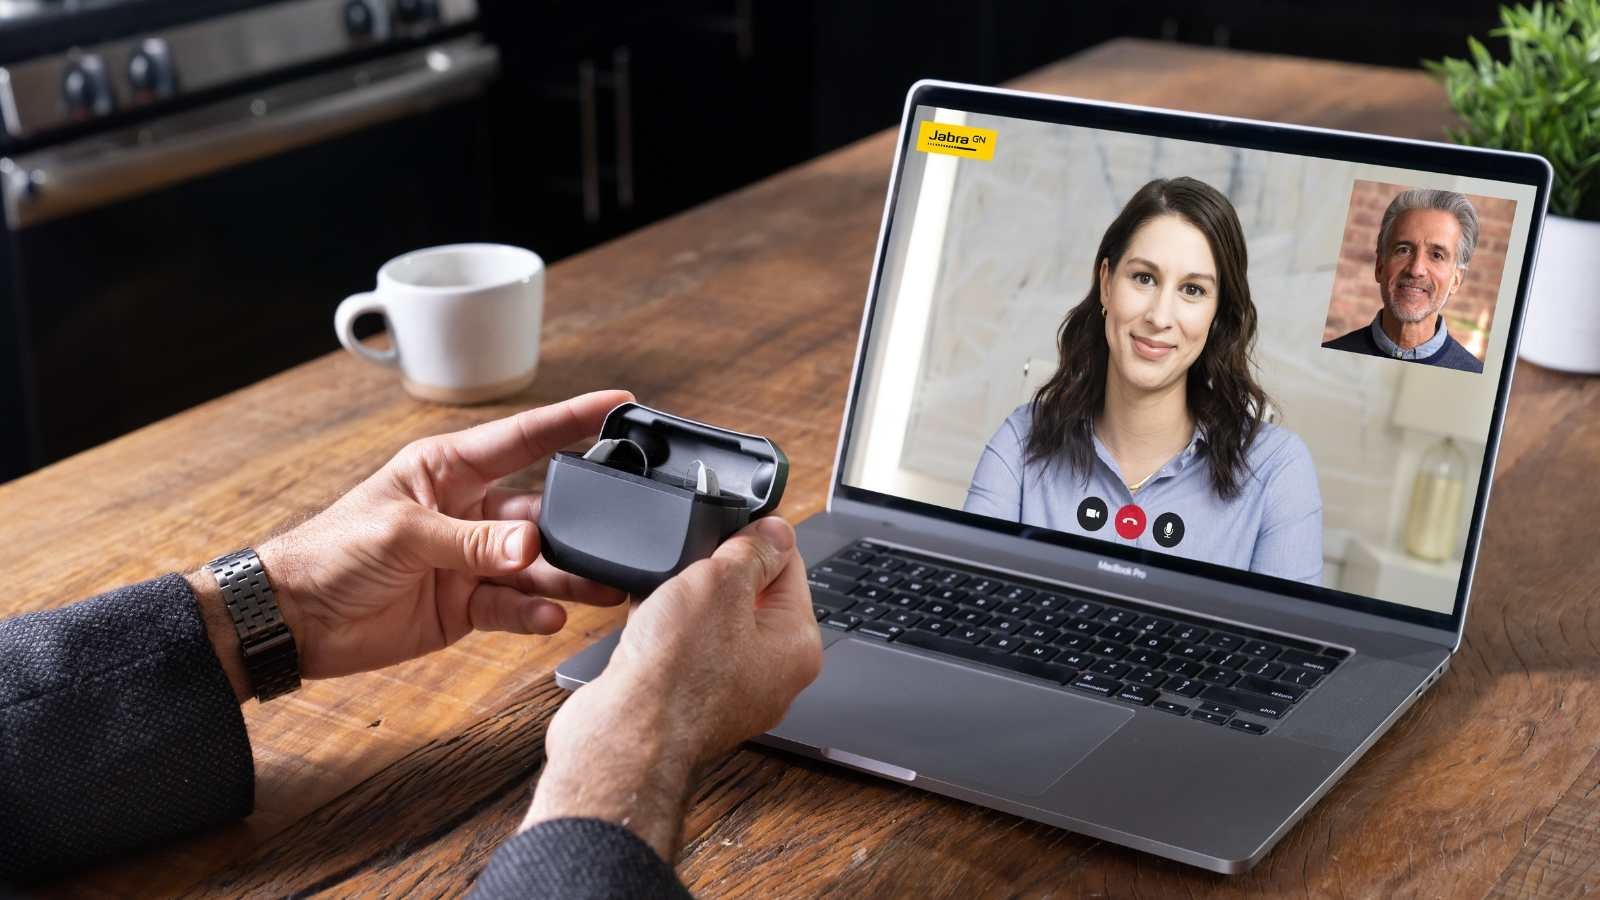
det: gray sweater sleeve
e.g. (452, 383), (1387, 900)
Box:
(0, 575), (254, 884)
(471, 818), (693, 899)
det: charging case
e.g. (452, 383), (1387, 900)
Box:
(538, 402), (789, 595)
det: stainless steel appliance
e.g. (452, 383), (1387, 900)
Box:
(0, 0), (498, 480)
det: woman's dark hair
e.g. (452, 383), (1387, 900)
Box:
(1024, 176), (1268, 500)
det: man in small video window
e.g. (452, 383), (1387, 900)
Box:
(1323, 189), (1484, 373)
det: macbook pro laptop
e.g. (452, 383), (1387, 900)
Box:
(557, 80), (1551, 872)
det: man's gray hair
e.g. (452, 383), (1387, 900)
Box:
(1376, 188), (1479, 268)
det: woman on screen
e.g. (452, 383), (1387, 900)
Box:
(963, 177), (1323, 584)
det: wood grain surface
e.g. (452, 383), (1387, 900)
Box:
(7, 38), (1598, 898)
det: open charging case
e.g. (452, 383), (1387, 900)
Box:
(538, 402), (789, 595)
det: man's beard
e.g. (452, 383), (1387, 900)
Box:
(1386, 278), (1439, 323)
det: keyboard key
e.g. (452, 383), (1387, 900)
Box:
(1127, 649), (1165, 668)
(1022, 644), (1060, 663)
(900, 580), (936, 595)
(1101, 626), (1140, 644)
(1165, 677), (1204, 697)
(967, 578), (1003, 595)
(887, 611), (922, 628)
(920, 600), (957, 618)
(935, 571), (969, 588)
(905, 564), (939, 580)
(816, 561), (871, 579)
(966, 595), (1002, 611)
(856, 622), (903, 640)
(1070, 673), (1121, 696)
(1228, 719), (1269, 735)
(1200, 686), (1291, 719)
(1090, 641), (1130, 659)
(1022, 625), (1059, 643)
(850, 585), (893, 602)
(1324, 647), (1351, 660)
(956, 610), (991, 626)
(865, 555), (905, 571)
(1058, 651), (1096, 669)
(811, 589), (856, 612)
(1127, 668), (1167, 688)
(1031, 609), (1070, 627)
(1204, 633), (1243, 651)
(824, 614), (862, 631)
(809, 571), (859, 594)
(1172, 624), (1209, 643)
(1282, 668), (1322, 688)
(885, 593), (923, 610)
(1000, 586), (1036, 603)
(1161, 658), (1204, 678)
(853, 603), (889, 620)
(866, 572), (903, 589)
(851, 541), (883, 552)
(1243, 660), (1284, 679)
(1067, 600), (1103, 618)
(1198, 701), (1235, 717)
(813, 605), (831, 621)
(1191, 710), (1230, 726)
(1240, 641), (1280, 659)
(984, 634), (1025, 653)
(990, 617), (1025, 634)
(1055, 634), (1094, 652)
(1239, 675), (1304, 703)
(1199, 667), (1240, 686)
(953, 626), (989, 644)
(838, 549), (875, 564)
(1098, 608), (1136, 626)
(1153, 700), (1190, 716)
(1117, 684), (1159, 706)
(898, 630), (1076, 683)
(1208, 651), (1250, 669)
(930, 588), (968, 604)
(1066, 619), (1105, 636)
(913, 618), (954, 636)
(1279, 649), (1339, 674)
(1133, 616), (1174, 635)
(1172, 642), (1209, 660)
(1134, 635), (1175, 653)
(1089, 659), (1131, 679)
(1033, 591), (1067, 609)
(998, 603), (1032, 619)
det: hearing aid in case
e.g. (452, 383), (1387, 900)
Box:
(537, 402), (789, 595)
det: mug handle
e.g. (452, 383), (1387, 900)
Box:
(334, 291), (398, 369)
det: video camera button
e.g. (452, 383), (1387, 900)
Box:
(1076, 496), (1109, 531)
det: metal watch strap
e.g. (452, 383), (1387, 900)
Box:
(205, 548), (301, 702)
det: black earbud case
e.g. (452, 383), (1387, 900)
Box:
(538, 402), (789, 595)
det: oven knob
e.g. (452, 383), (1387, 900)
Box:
(344, 0), (377, 37)
(62, 56), (113, 118)
(127, 40), (176, 100)
(396, 0), (439, 24)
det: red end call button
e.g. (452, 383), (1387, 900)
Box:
(1114, 504), (1146, 540)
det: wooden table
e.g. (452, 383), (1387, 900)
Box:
(9, 38), (1598, 898)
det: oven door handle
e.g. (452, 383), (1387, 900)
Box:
(1, 37), (499, 230)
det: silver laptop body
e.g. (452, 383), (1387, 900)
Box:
(559, 80), (1552, 873)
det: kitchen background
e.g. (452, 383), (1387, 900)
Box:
(0, 0), (1503, 483)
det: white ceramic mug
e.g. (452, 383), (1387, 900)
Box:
(335, 243), (544, 404)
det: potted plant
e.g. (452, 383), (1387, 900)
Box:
(1428, 0), (1600, 372)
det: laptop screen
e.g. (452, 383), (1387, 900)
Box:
(837, 88), (1546, 624)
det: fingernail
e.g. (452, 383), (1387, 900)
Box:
(755, 516), (795, 553)
(502, 524), (528, 562)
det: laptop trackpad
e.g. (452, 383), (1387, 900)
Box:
(770, 638), (1134, 797)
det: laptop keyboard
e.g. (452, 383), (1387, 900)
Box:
(807, 541), (1351, 736)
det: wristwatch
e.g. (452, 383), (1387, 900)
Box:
(204, 548), (302, 702)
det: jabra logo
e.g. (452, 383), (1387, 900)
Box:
(1098, 559), (1147, 580)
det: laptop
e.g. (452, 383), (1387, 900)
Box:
(557, 80), (1551, 872)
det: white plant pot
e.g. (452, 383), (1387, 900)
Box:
(1519, 213), (1600, 374)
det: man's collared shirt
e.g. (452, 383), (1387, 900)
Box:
(1369, 312), (1449, 360)
(1321, 310), (1485, 373)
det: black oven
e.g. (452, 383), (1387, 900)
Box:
(0, 0), (498, 481)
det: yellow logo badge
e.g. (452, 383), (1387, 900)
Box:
(916, 120), (996, 160)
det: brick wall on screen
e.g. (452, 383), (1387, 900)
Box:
(1320, 179), (1516, 361)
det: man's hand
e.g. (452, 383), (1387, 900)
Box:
(524, 516), (822, 858)
(190, 390), (635, 698)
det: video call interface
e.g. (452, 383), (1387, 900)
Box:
(840, 105), (1539, 615)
